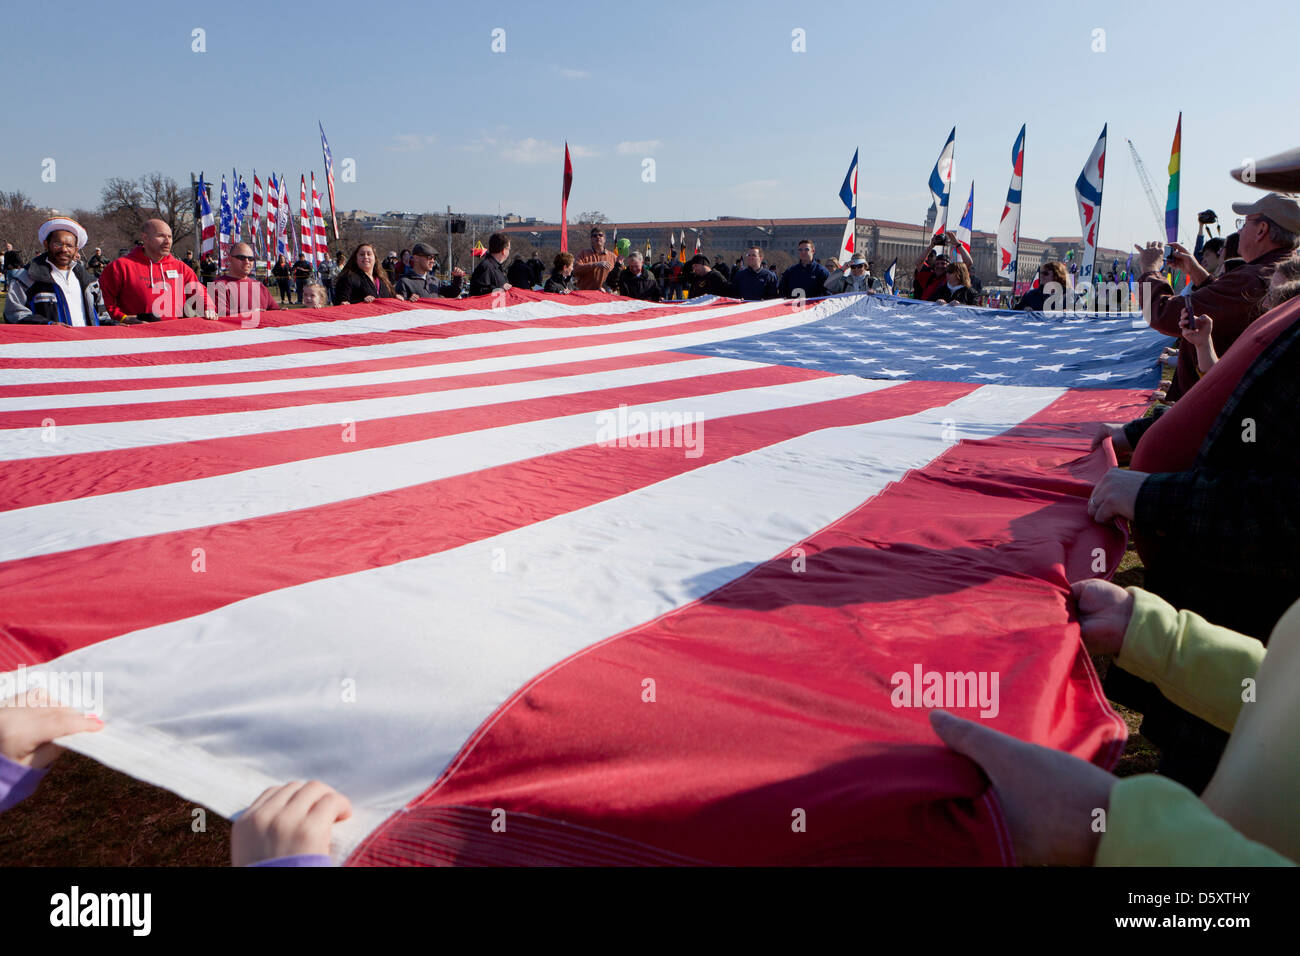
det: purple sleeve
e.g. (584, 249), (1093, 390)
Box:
(249, 854), (333, 867)
(0, 752), (47, 812)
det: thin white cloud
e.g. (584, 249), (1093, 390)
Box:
(616, 140), (663, 155)
(501, 139), (598, 164)
(557, 67), (589, 79)
(387, 134), (436, 153)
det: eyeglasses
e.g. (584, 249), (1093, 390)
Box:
(1235, 216), (1261, 231)
(231, 254), (255, 262)
(850, 263), (867, 269)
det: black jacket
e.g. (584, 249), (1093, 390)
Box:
(3, 253), (113, 325)
(469, 254), (510, 296)
(395, 271), (463, 299)
(617, 268), (662, 301)
(933, 284), (977, 305)
(543, 270), (576, 294)
(685, 268), (730, 298)
(506, 258), (535, 288)
(333, 269), (388, 304)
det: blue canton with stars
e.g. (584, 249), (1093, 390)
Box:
(678, 294), (1166, 389)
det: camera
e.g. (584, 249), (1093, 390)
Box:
(1197, 209), (1218, 225)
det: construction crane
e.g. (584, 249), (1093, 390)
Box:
(1127, 139), (1168, 238)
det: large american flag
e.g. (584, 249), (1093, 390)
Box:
(0, 292), (1160, 865)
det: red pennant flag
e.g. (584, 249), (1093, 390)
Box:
(561, 142), (573, 253)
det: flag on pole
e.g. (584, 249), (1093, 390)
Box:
(320, 121), (339, 239)
(996, 124), (1025, 280)
(645, 238), (651, 259)
(300, 175), (312, 265)
(928, 127), (956, 242)
(884, 257), (897, 294)
(1074, 125), (1108, 286)
(276, 176), (291, 264)
(955, 182), (974, 261)
(197, 174), (216, 258)
(560, 143), (573, 254)
(1166, 112), (1182, 244)
(250, 173), (264, 260)
(311, 173), (328, 265)
(679, 231), (687, 264)
(838, 148), (858, 262)
(233, 170), (249, 243)
(218, 175), (233, 272)
(266, 173), (279, 268)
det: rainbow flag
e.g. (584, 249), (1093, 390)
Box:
(1165, 112), (1181, 244)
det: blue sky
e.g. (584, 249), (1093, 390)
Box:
(7, 0), (1297, 250)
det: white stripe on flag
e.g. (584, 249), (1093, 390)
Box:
(0, 298), (846, 395)
(0, 375), (905, 560)
(42, 383), (1064, 860)
(1, 355), (764, 455)
(0, 296), (727, 360)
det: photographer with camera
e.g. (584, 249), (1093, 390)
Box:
(1133, 192), (1299, 404)
(912, 231), (973, 301)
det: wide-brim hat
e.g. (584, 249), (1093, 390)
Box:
(1231, 147), (1300, 194)
(38, 216), (88, 250)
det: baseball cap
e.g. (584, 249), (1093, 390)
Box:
(1230, 192), (1300, 234)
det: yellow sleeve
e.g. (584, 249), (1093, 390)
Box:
(1116, 588), (1265, 733)
(1097, 775), (1295, 866)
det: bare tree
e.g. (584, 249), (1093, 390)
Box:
(576, 211), (610, 225)
(99, 172), (195, 247)
(0, 191), (48, 258)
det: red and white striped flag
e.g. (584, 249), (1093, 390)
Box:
(250, 173), (264, 260)
(265, 174), (279, 268)
(0, 292), (1159, 865)
(299, 175), (312, 265)
(311, 173), (328, 265)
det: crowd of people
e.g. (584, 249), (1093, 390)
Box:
(3, 166), (1300, 868)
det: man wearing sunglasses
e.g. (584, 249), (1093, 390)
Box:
(210, 242), (280, 318)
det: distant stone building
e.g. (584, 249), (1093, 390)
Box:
(501, 216), (1113, 293)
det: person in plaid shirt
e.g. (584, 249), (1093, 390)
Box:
(1088, 286), (1300, 792)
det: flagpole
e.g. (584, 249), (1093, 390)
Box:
(190, 172), (202, 266)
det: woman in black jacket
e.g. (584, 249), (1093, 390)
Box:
(543, 252), (577, 294)
(1014, 261), (1068, 310)
(332, 243), (395, 304)
(932, 261), (977, 305)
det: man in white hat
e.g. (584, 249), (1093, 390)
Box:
(3, 217), (113, 326)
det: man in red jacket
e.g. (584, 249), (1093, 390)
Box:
(100, 219), (216, 321)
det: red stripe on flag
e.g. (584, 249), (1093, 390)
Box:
(0, 381), (976, 665)
(345, 387), (1142, 867)
(0, 361), (824, 509)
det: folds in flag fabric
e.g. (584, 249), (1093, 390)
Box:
(839, 148), (858, 262)
(250, 172), (263, 259)
(265, 173), (279, 268)
(1166, 112), (1182, 244)
(218, 175), (233, 271)
(0, 292), (1163, 865)
(233, 170), (250, 244)
(311, 173), (328, 265)
(955, 182), (974, 261)
(1074, 125), (1108, 285)
(197, 174), (216, 257)
(561, 143), (573, 254)
(320, 120), (339, 240)
(276, 175), (291, 263)
(928, 127), (956, 241)
(997, 125), (1025, 280)
(299, 175), (312, 266)
(884, 257), (897, 294)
